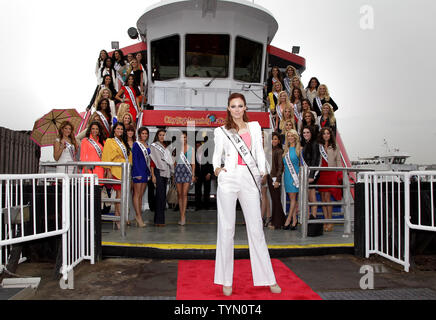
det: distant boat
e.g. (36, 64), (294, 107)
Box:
(352, 140), (418, 171)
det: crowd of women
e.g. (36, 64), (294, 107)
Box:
(54, 49), (181, 229)
(53, 49), (342, 233)
(55, 49), (214, 229)
(92, 49), (147, 128)
(263, 65), (342, 232)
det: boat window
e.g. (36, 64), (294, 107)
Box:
(234, 36), (263, 83)
(151, 35), (180, 81)
(185, 34), (229, 78)
(393, 158), (406, 164)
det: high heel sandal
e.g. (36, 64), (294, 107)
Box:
(135, 217), (146, 228)
(270, 283), (281, 294)
(223, 286), (232, 296)
(264, 217), (272, 227)
(290, 217), (298, 230)
(178, 217), (186, 226)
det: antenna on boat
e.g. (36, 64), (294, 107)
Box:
(383, 139), (391, 153)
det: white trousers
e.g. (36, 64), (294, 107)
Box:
(214, 165), (277, 286)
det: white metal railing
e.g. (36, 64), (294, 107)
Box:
(149, 85), (264, 110)
(360, 171), (436, 272)
(298, 166), (369, 239)
(61, 174), (97, 288)
(0, 173), (97, 289)
(0, 174), (70, 251)
(40, 161), (131, 238)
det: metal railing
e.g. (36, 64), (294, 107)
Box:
(360, 171), (436, 272)
(61, 174), (97, 287)
(0, 174), (70, 250)
(149, 85), (264, 110)
(298, 166), (372, 239)
(0, 173), (97, 288)
(40, 161), (131, 238)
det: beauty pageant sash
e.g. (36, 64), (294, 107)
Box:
(115, 137), (129, 162)
(220, 126), (262, 194)
(285, 151), (299, 188)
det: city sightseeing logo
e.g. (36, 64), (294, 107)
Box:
(164, 113), (224, 126)
(207, 114), (217, 123)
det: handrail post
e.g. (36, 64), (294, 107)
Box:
(343, 169), (351, 237)
(300, 165), (308, 239)
(364, 173), (370, 258)
(120, 162), (131, 238)
(404, 172), (410, 272)
(373, 174), (379, 253)
(298, 169), (303, 236)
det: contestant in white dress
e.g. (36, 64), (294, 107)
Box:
(53, 121), (79, 174)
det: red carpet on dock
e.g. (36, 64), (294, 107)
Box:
(176, 259), (321, 300)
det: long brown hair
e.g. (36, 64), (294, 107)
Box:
(125, 124), (137, 142)
(225, 93), (249, 131)
(318, 127), (336, 150)
(58, 120), (78, 149)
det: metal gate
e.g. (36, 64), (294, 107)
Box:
(0, 173), (97, 289)
(360, 171), (436, 271)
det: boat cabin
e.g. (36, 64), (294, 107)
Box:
(132, 0), (304, 113)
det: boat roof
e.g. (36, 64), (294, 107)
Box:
(357, 154), (411, 161)
(137, 0), (279, 44)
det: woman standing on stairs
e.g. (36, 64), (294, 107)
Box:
(101, 123), (132, 230)
(267, 132), (285, 230)
(212, 92), (281, 296)
(317, 127), (342, 232)
(282, 129), (301, 230)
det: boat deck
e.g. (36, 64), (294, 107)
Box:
(101, 208), (354, 259)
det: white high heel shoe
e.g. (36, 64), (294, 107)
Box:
(270, 283), (281, 294)
(223, 286), (232, 296)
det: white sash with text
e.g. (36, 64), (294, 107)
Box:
(285, 151), (299, 188)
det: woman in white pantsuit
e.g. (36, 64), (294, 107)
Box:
(213, 93), (281, 296)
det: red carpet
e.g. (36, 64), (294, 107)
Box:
(176, 259), (321, 300)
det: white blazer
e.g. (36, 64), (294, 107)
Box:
(212, 121), (266, 174)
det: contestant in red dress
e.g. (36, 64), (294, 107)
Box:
(317, 127), (342, 232)
(115, 74), (142, 121)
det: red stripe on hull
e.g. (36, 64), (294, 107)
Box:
(140, 110), (270, 128)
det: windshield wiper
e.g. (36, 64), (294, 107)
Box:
(205, 76), (216, 87)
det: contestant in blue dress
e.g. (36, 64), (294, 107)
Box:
(131, 127), (151, 227)
(282, 129), (301, 230)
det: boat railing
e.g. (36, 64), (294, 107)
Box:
(298, 166), (374, 239)
(39, 161), (131, 238)
(148, 84), (264, 110)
